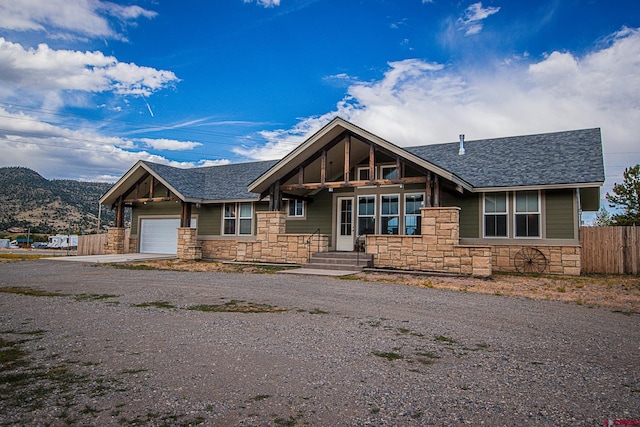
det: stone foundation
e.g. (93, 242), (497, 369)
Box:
(200, 212), (329, 264)
(366, 208), (492, 277)
(104, 227), (126, 254)
(490, 244), (581, 275)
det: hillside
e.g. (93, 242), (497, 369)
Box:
(0, 167), (116, 234)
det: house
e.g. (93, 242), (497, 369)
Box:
(100, 117), (604, 276)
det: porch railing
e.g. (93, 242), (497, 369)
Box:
(306, 228), (321, 263)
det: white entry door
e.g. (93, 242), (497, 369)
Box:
(336, 197), (354, 251)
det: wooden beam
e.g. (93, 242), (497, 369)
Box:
(280, 176), (428, 191)
(124, 196), (180, 204)
(344, 135), (350, 182)
(180, 202), (192, 228)
(298, 166), (304, 186)
(149, 176), (155, 199)
(115, 195), (125, 228)
(396, 156), (402, 179)
(434, 175), (440, 207)
(369, 144), (375, 180)
(282, 192), (314, 203)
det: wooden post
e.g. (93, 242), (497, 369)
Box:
(344, 135), (350, 182)
(396, 156), (402, 179)
(149, 176), (155, 198)
(320, 149), (326, 186)
(115, 196), (125, 228)
(298, 166), (304, 186)
(270, 182), (282, 211)
(426, 172), (432, 207)
(434, 175), (440, 207)
(181, 202), (192, 228)
(369, 144), (375, 180)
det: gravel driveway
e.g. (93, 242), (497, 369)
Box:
(1, 260), (638, 426)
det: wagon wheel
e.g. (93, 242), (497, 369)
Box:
(514, 247), (547, 274)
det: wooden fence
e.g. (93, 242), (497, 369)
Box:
(77, 230), (130, 256)
(580, 226), (640, 274)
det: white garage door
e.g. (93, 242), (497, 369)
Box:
(140, 218), (180, 254)
(139, 218), (198, 254)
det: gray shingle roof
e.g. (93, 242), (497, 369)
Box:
(406, 128), (604, 188)
(143, 160), (278, 201)
(141, 128), (603, 201)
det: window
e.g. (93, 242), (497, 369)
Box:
(287, 199), (304, 217)
(405, 193), (424, 235)
(357, 195), (376, 235)
(223, 202), (253, 235)
(515, 191), (540, 237)
(484, 192), (507, 237)
(381, 195), (400, 235)
(357, 167), (371, 181)
(380, 165), (398, 180)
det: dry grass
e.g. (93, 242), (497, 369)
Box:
(355, 271), (640, 313)
(116, 259), (640, 312)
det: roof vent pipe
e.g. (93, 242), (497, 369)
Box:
(458, 134), (466, 155)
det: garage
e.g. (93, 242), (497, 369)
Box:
(139, 218), (197, 254)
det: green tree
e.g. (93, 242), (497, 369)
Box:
(592, 207), (613, 226)
(606, 164), (640, 225)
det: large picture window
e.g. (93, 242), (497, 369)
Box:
(357, 195), (376, 235)
(515, 191), (540, 237)
(223, 202), (253, 235)
(381, 195), (399, 234)
(404, 193), (424, 235)
(484, 192), (508, 237)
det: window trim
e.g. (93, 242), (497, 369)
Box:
(379, 165), (398, 180)
(404, 193), (425, 236)
(286, 199), (305, 218)
(357, 166), (372, 181)
(222, 202), (254, 236)
(483, 192), (509, 238)
(513, 190), (542, 239)
(380, 193), (400, 235)
(357, 195), (376, 235)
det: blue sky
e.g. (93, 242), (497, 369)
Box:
(0, 0), (639, 207)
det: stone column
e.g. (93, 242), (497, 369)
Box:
(104, 227), (126, 254)
(177, 227), (202, 260)
(255, 211), (286, 261)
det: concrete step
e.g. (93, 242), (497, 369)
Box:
(303, 263), (363, 272)
(305, 251), (372, 271)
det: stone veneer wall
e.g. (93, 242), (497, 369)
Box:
(104, 227), (126, 254)
(177, 227), (202, 260)
(366, 207), (492, 277)
(489, 244), (581, 275)
(199, 211), (329, 264)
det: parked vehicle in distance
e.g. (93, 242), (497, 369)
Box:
(32, 242), (48, 249)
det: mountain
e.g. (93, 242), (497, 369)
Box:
(0, 167), (116, 234)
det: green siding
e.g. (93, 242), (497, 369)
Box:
(545, 189), (575, 239)
(286, 190), (333, 236)
(441, 191), (480, 238)
(131, 202), (181, 234)
(196, 204), (221, 235)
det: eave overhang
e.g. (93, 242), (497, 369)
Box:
(247, 117), (473, 194)
(99, 160), (189, 206)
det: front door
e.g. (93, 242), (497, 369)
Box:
(336, 197), (354, 251)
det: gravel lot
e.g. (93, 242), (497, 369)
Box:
(1, 260), (638, 426)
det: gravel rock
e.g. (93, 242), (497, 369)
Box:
(0, 260), (638, 426)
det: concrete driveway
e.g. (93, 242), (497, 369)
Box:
(44, 253), (176, 263)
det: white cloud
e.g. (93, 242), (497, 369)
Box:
(140, 138), (203, 151)
(237, 27), (640, 198)
(0, 0), (157, 41)
(0, 38), (179, 97)
(243, 0), (281, 7)
(0, 107), (225, 181)
(458, 2), (500, 36)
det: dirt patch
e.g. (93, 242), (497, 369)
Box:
(117, 260), (640, 312)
